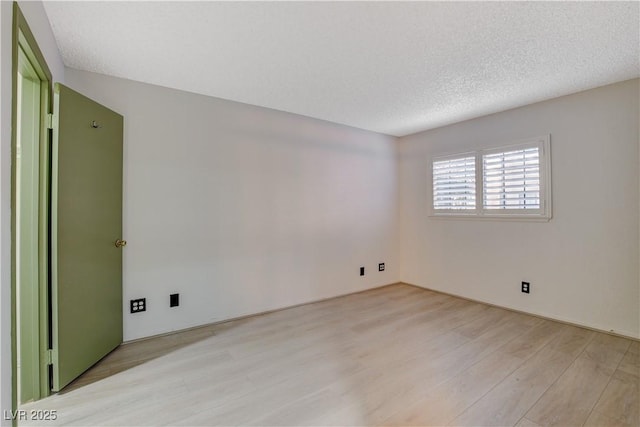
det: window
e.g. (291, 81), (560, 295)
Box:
(431, 136), (551, 220)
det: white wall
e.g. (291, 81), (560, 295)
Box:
(65, 68), (400, 341)
(398, 79), (640, 339)
(0, 1), (65, 423)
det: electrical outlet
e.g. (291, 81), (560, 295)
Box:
(170, 293), (179, 307)
(521, 282), (530, 294)
(360, 267), (365, 276)
(130, 298), (146, 313)
(379, 263), (385, 272)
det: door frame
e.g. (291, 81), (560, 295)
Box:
(11, 0), (52, 411)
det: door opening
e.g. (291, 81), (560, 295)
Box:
(16, 35), (43, 404)
(12, 3), (52, 408)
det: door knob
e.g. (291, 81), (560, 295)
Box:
(115, 239), (127, 248)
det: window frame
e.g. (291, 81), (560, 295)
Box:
(429, 135), (552, 221)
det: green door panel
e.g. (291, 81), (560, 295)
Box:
(51, 83), (124, 392)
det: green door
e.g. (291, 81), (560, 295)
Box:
(51, 83), (124, 391)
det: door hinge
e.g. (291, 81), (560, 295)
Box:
(46, 113), (54, 130)
(46, 349), (53, 365)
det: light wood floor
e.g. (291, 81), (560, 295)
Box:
(22, 284), (639, 426)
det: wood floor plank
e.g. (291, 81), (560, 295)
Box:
(545, 323), (595, 358)
(314, 331), (476, 426)
(583, 408), (636, 427)
(176, 371), (352, 426)
(453, 306), (512, 339)
(589, 369), (639, 426)
(249, 389), (346, 426)
(524, 334), (630, 426)
(383, 320), (566, 426)
(514, 417), (542, 427)
(382, 349), (526, 426)
(450, 344), (575, 425)
(617, 347), (640, 378)
(500, 320), (565, 360)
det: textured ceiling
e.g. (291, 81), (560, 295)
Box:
(43, 1), (639, 137)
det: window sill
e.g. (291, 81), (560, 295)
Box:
(429, 213), (552, 222)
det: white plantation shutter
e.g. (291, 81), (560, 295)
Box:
(430, 136), (551, 219)
(483, 147), (541, 210)
(432, 156), (476, 210)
